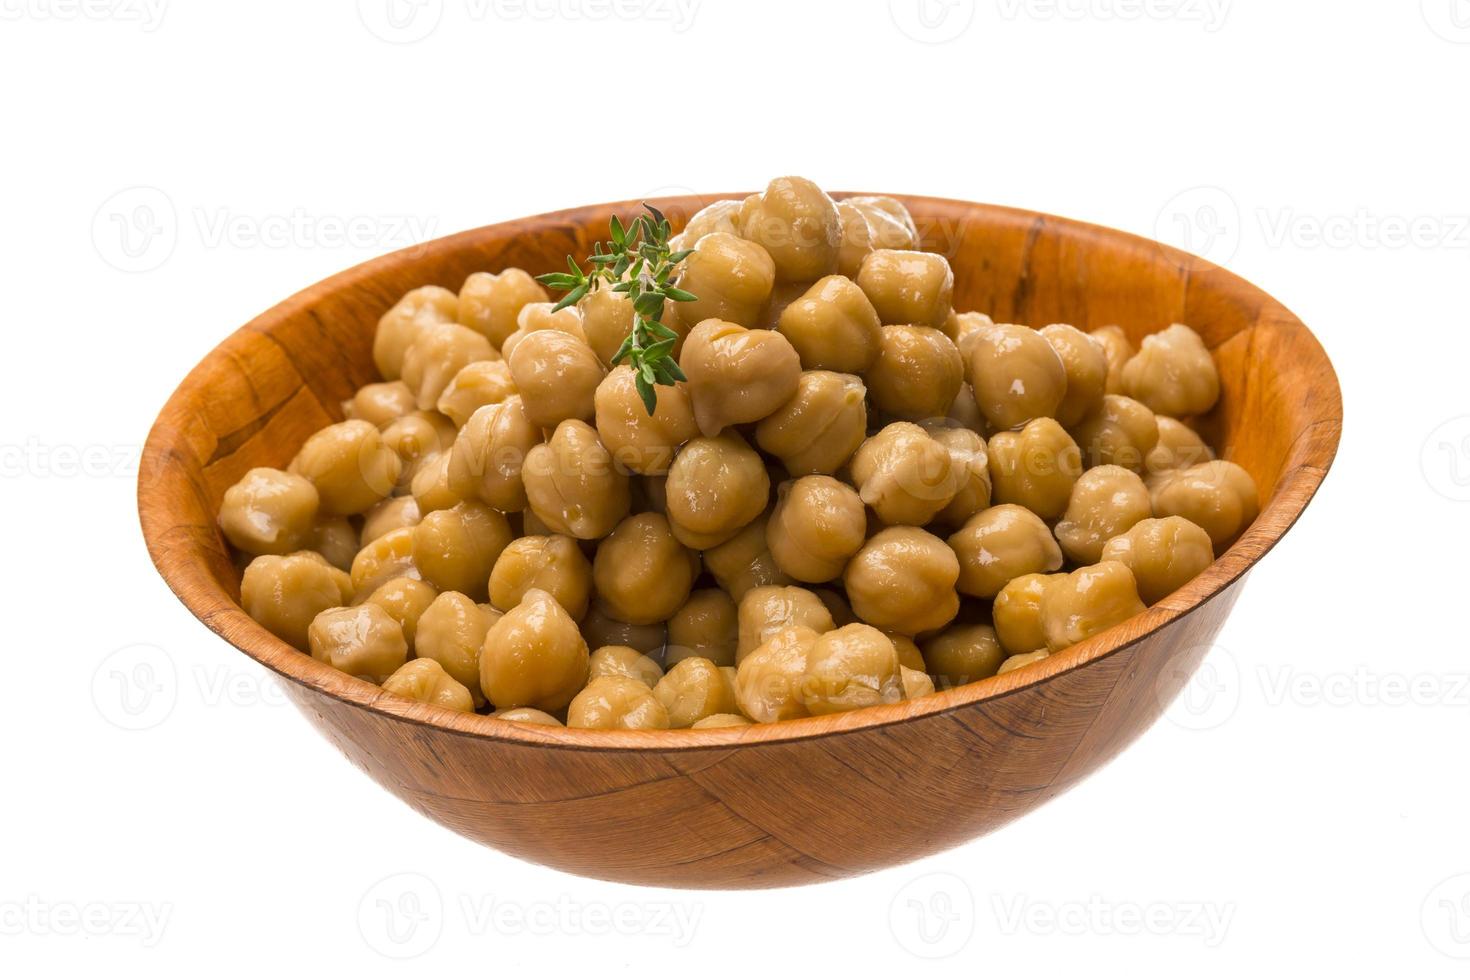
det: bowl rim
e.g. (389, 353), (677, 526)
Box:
(138, 191), (1342, 753)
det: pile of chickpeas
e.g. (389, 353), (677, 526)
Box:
(221, 176), (1260, 731)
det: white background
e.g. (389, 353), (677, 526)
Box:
(2, 0), (1468, 974)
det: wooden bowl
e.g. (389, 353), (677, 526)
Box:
(138, 193), (1341, 889)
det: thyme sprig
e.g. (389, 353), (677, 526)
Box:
(536, 204), (697, 414)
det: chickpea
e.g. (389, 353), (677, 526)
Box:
(511, 300), (589, 349)
(737, 176), (841, 282)
(446, 397), (541, 513)
(308, 604), (408, 683)
(701, 512), (792, 602)
(410, 501), (513, 599)
(947, 383), (986, 433)
(508, 329), (606, 429)
(986, 412), (1087, 520)
(922, 423), (991, 527)
(670, 199), (742, 251)
(577, 286), (634, 366)
(493, 707), (563, 726)
(364, 576), (439, 653)
(951, 311), (995, 360)
(310, 517), (359, 572)
(754, 371), (868, 476)
(676, 232), (776, 327)
(653, 656), (739, 727)
(219, 467), (319, 556)
(1146, 416), (1215, 477)
(887, 633), (925, 671)
(666, 589), (738, 667)
(436, 359), (516, 428)
(410, 591), (496, 705)
(1071, 394), (1159, 472)
(775, 275), (883, 374)
(594, 366), (699, 475)
(381, 411), (458, 484)
(580, 606), (666, 659)
(589, 645), (665, 689)
(846, 195), (918, 246)
(767, 476), (866, 583)
(374, 285), (458, 381)
(736, 586), (836, 663)
(343, 380), (416, 427)
(241, 553), (352, 650)
(992, 572), (1066, 655)
(363, 496), (422, 545)
(948, 504), (1063, 599)
(1039, 561), (1147, 652)
(1101, 515), (1215, 604)
(733, 625), (821, 723)
(844, 527), (960, 634)
(1121, 323), (1220, 418)
(998, 651), (1049, 675)
(901, 666), (936, 700)
(820, 589), (859, 628)
(567, 676), (669, 730)
(681, 319), (801, 436)
(1039, 323), (1108, 427)
(489, 534), (592, 621)
(855, 249), (954, 330)
(1089, 325), (1135, 395)
(664, 432), (770, 549)
(691, 713), (752, 729)
(592, 513), (698, 625)
(922, 623), (1006, 688)
(850, 422), (960, 527)
(350, 526), (420, 597)
(401, 322), (496, 411)
(458, 269), (548, 348)
(1149, 460), (1259, 551)
(411, 453), (465, 514)
(1053, 465), (1152, 565)
(292, 420), (402, 516)
(480, 588), (590, 712)
(835, 199), (916, 279)
(522, 420), (631, 540)
(966, 322), (1067, 431)
(801, 624), (903, 715)
(381, 659), (474, 713)
(866, 325), (965, 422)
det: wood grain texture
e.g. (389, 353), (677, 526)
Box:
(138, 193), (1342, 888)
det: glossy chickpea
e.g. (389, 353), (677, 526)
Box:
(493, 707), (564, 726)
(374, 285), (458, 381)
(508, 329), (606, 429)
(489, 534), (591, 621)
(436, 359), (516, 428)
(1039, 323), (1108, 427)
(577, 286), (634, 366)
(1122, 323), (1220, 418)
(567, 676), (669, 730)
(410, 591), (496, 705)
(998, 651), (1049, 675)
(948, 504), (1063, 599)
(886, 633), (925, 671)
(344, 380), (416, 427)
(1101, 515), (1215, 604)
(364, 576), (438, 653)
(381, 659), (474, 713)
(381, 411), (458, 485)
(951, 311), (994, 361)
(922, 423), (991, 528)
(1149, 460), (1260, 551)
(510, 301), (588, 351)
(901, 666), (936, 700)
(594, 366), (699, 475)
(967, 322), (1068, 430)
(676, 232), (776, 328)
(410, 501), (513, 599)
(1089, 325), (1135, 395)
(736, 586), (836, 663)
(866, 325), (964, 422)
(766, 476), (866, 583)
(947, 384), (986, 432)
(701, 512), (792, 602)
(922, 623), (1006, 689)
(733, 625), (820, 723)
(588, 645), (665, 689)
(849, 422), (959, 527)
(1146, 416), (1215, 477)
(592, 513), (698, 625)
(308, 604), (408, 683)
(992, 572), (1066, 655)
(458, 269), (548, 348)
(401, 322), (495, 411)
(363, 497), (422, 545)
(666, 589), (738, 667)
(480, 588), (590, 712)
(520, 421), (631, 541)
(241, 553), (352, 650)
(855, 249), (954, 330)
(580, 607), (666, 660)
(410, 454), (464, 514)
(738, 176), (841, 282)
(219, 467), (319, 556)
(775, 275), (883, 373)
(801, 624), (903, 715)
(664, 432), (769, 549)
(1053, 465), (1152, 565)
(670, 199), (742, 251)
(681, 319), (801, 436)
(1039, 561), (1147, 652)
(349, 526), (420, 597)
(844, 527), (960, 634)
(834, 198), (916, 279)
(309, 517), (359, 572)
(653, 656), (738, 727)
(754, 371), (867, 477)
(292, 420), (401, 516)
(847, 196), (918, 244)
(1071, 394), (1159, 472)
(691, 713), (752, 729)
(447, 397), (541, 513)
